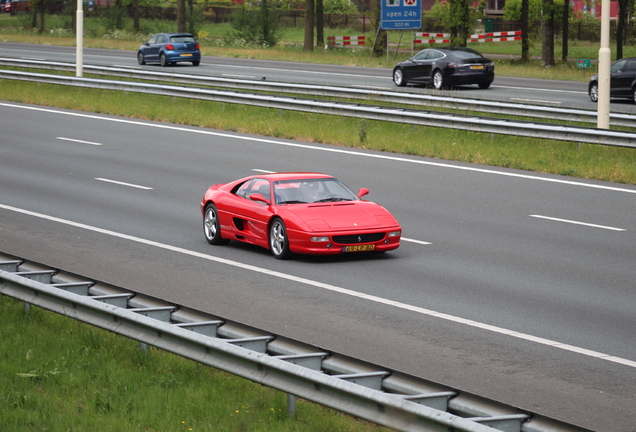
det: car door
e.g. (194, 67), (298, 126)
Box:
(404, 50), (432, 83)
(228, 179), (272, 245)
(145, 34), (165, 62)
(609, 59), (632, 97)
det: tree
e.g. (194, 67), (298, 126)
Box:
(561, 0), (568, 61)
(304, 0), (314, 50)
(521, 0), (529, 61)
(28, 0), (46, 33)
(449, 0), (470, 46)
(177, 0), (186, 33)
(541, 0), (555, 66)
(316, 0), (324, 47)
(616, 0), (633, 59)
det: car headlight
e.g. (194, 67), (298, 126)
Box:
(388, 231), (401, 237)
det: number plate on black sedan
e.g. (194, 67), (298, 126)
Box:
(343, 245), (375, 252)
(471, 65), (484, 69)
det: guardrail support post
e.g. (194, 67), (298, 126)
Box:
(287, 394), (296, 417)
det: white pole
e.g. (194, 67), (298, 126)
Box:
(597, 0), (611, 129)
(76, 0), (83, 77)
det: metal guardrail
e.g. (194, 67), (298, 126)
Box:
(0, 252), (594, 432)
(2, 62), (636, 149)
(2, 57), (636, 129)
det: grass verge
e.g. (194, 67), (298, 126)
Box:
(0, 294), (387, 431)
(1, 78), (635, 185)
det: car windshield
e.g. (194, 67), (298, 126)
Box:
(273, 178), (359, 204)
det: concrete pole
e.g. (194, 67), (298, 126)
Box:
(76, 0), (83, 77)
(597, 0), (611, 128)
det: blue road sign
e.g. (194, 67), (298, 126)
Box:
(380, 0), (422, 30)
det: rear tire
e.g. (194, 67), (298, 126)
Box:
(192, 60), (200, 66)
(393, 68), (407, 87)
(203, 204), (230, 245)
(478, 82), (491, 89)
(269, 218), (291, 260)
(160, 53), (168, 67)
(432, 70), (445, 90)
(589, 82), (599, 102)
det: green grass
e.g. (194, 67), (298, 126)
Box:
(0, 294), (387, 431)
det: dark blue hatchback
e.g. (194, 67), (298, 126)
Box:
(137, 33), (201, 67)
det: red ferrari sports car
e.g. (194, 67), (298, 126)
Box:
(200, 173), (402, 259)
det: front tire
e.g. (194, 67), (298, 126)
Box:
(203, 204), (230, 245)
(269, 218), (291, 260)
(432, 69), (445, 90)
(393, 68), (407, 87)
(160, 53), (168, 67)
(137, 52), (145, 65)
(589, 82), (599, 102)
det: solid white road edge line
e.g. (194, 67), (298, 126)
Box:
(4, 102), (636, 195)
(1, 202), (634, 369)
(94, 178), (153, 190)
(530, 215), (626, 231)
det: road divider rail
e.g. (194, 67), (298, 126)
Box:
(1, 65), (636, 148)
(0, 253), (594, 432)
(2, 58), (635, 129)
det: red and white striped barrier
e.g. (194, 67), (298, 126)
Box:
(413, 39), (451, 44)
(414, 32), (450, 38)
(468, 31), (522, 43)
(413, 31), (522, 45)
(328, 36), (365, 46)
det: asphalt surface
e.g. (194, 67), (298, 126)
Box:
(1, 44), (636, 431)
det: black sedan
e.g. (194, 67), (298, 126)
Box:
(137, 33), (201, 67)
(392, 47), (495, 90)
(588, 57), (636, 103)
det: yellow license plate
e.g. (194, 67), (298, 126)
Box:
(471, 65), (484, 69)
(343, 244), (375, 252)
(181, 53), (192, 57)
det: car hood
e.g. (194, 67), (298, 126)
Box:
(283, 202), (399, 231)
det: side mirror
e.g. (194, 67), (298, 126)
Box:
(250, 193), (270, 205)
(357, 188), (369, 198)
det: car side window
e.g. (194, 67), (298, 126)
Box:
(413, 50), (429, 61)
(148, 35), (157, 44)
(624, 60), (636, 73)
(157, 35), (167, 44)
(611, 59), (626, 73)
(234, 180), (252, 198)
(234, 179), (270, 202)
(428, 51), (444, 60)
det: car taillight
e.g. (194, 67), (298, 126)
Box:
(447, 62), (459, 69)
(166, 43), (175, 50)
(195, 43), (200, 49)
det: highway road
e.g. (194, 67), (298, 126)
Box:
(3, 41), (636, 114)
(1, 99), (635, 431)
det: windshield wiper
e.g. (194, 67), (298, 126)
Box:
(315, 197), (351, 203)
